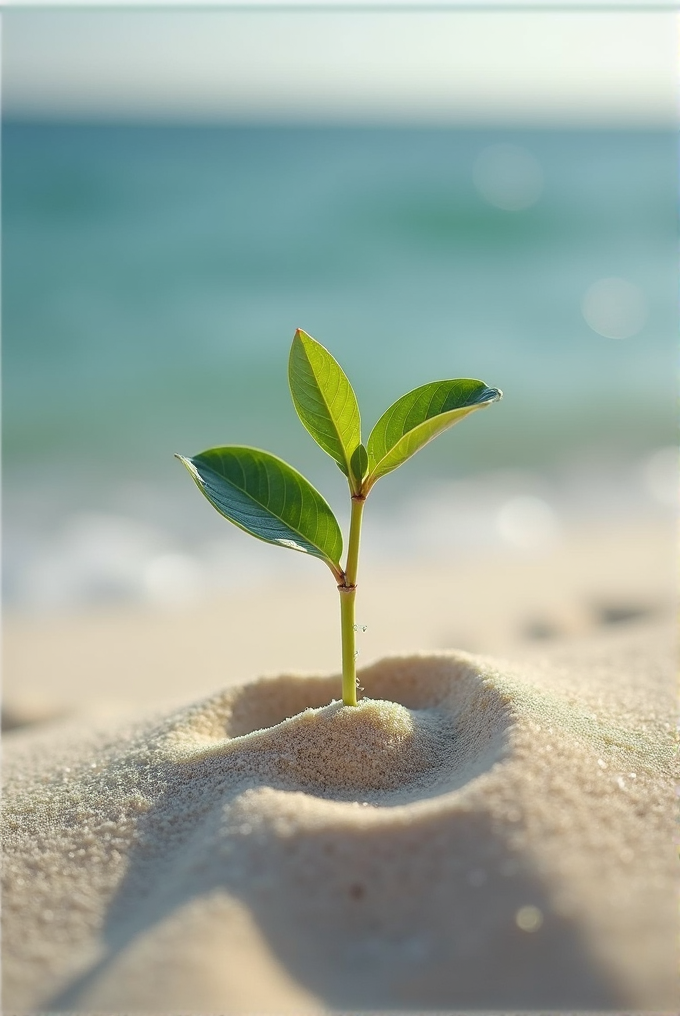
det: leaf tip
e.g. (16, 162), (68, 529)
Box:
(175, 453), (201, 483)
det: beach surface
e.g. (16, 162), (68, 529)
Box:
(2, 520), (677, 1013)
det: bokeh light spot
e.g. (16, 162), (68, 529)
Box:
(642, 446), (678, 506)
(496, 496), (560, 551)
(581, 277), (647, 339)
(515, 904), (543, 932)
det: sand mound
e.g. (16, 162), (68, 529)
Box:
(3, 628), (676, 1013)
(159, 654), (512, 799)
(214, 697), (448, 793)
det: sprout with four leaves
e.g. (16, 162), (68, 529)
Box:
(177, 330), (502, 706)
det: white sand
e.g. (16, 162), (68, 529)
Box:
(3, 617), (676, 1013)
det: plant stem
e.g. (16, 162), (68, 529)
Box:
(339, 495), (365, 706)
(339, 585), (357, 706)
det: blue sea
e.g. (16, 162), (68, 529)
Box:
(3, 122), (676, 609)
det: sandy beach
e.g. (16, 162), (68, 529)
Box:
(3, 518), (677, 1013)
(4, 14), (677, 1011)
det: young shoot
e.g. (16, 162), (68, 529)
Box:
(177, 329), (502, 706)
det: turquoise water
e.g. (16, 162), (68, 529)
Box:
(3, 123), (676, 607)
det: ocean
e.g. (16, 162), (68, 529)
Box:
(3, 122), (676, 609)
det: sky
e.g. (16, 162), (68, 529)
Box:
(3, 8), (677, 126)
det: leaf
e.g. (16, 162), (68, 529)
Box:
(288, 329), (362, 486)
(350, 443), (369, 489)
(365, 379), (502, 489)
(176, 446), (343, 577)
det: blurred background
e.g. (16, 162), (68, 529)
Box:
(3, 8), (677, 637)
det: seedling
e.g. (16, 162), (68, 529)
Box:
(177, 330), (502, 706)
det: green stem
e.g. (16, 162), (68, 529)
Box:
(339, 495), (365, 706)
(339, 585), (357, 706)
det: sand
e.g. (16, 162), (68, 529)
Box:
(3, 613), (676, 1013)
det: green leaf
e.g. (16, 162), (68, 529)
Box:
(365, 379), (502, 490)
(176, 446), (343, 577)
(350, 443), (369, 489)
(288, 329), (361, 485)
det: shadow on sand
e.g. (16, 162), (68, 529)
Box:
(49, 656), (622, 1011)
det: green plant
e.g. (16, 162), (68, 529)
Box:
(177, 330), (502, 706)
